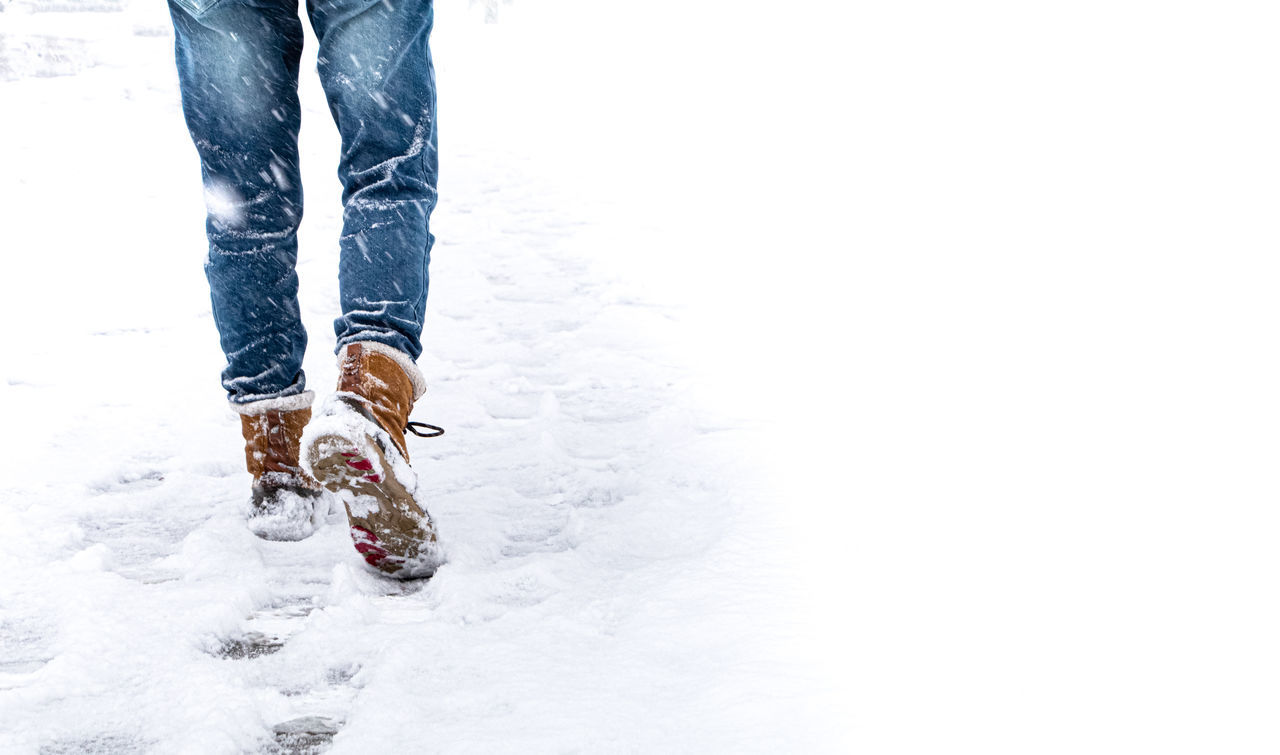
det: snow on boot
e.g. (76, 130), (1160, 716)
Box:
(302, 342), (443, 579)
(236, 394), (327, 542)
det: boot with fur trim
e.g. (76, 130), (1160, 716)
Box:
(302, 342), (442, 578)
(236, 393), (327, 541)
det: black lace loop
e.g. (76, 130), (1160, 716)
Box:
(405, 421), (445, 438)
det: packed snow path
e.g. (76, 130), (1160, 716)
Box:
(0, 2), (833, 752)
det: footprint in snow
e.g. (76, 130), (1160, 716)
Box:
(214, 631), (286, 660)
(267, 716), (343, 755)
(0, 614), (60, 692)
(85, 468), (166, 495)
(77, 515), (201, 584)
(212, 591), (323, 661)
(37, 734), (147, 755)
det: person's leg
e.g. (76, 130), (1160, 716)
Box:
(171, 0), (328, 541)
(300, 0), (441, 577)
(307, 0), (438, 360)
(169, 0), (311, 406)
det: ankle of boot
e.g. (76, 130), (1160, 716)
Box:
(337, 341), (427, 401)
(237, 395), (314, 484)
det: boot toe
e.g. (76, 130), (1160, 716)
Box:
(247, 478), (326, 542)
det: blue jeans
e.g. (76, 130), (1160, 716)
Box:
(168, 0), (437, 406)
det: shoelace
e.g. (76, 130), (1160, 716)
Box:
(405, 421), (445, 438)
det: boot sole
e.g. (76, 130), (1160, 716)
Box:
(307, 433), (441, 579)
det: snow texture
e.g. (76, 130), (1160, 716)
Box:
(7, 0), (1276, 752)
(0, 1), (839, 752)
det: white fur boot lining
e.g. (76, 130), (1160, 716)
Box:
(230, 390), (316, 416)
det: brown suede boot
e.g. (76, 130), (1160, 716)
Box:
(236, 395), (325, 541)
(302, 342), (442, 578)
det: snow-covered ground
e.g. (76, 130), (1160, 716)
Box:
(0, 1), (844, 752)
(5, 0), (1280, 753)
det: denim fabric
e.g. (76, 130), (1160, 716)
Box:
(169, 0), (438, 405)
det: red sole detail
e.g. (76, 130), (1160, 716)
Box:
(355, 542), (388, 562)
(351, 525), (389, 565)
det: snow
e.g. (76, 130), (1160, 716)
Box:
(0, 1), (838, 752)
(5, 0), (1280, 752)
(202, 180), (248, 231)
